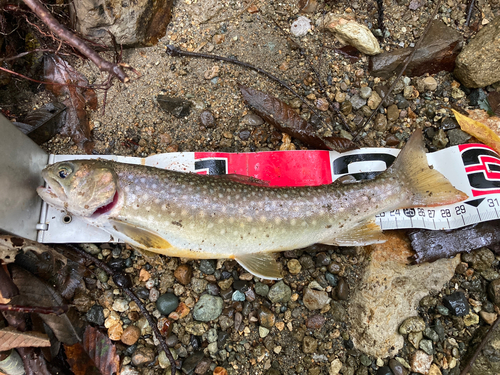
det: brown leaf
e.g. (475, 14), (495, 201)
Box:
(452, 109), (500, 153)
(0, 236), (68, 266)
(0, 326), (50, 351)
(65, 326), (120, 375)
(16, 347), (52, 375)
(44, 54), (96, 151)
(0, 265), (18, 302)
(9, 266), (83, 345)
(488, 91), (500, 117)
(239, 85), (357, 152)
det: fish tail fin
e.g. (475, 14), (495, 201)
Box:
(385, 129), (468, 207)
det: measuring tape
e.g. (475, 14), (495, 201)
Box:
(39, 143), (500, 243)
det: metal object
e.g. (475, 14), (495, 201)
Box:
(0, 114), (49, 240)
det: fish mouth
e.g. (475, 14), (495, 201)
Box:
(37, 174), (68, 206)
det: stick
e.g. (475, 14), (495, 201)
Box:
(0, 304), (68, 315)
(20, 0), (129, 83)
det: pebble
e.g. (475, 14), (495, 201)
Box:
(268, 281), (292, 303)
(174, 264), (192, 285)
(185, 321), (209, 336)
(336, 278), (349, 300)
(432, 128), (448, 148)
(479, 310), (497, 325)
(95, 268), (109, 283)
(193, 294), (223, 321)
(447, 128), (471, 146)
(199, 110), (216, 128)
(423, 327), (439, 342)
(488, 279), (500, 305)
(443, 291), (469, 316)
(419, 339), (433, 355)
(463, 248), (495, 271)
(386, 104), (400, 121)
(330, 359), (343, 375)
(408, 331), (423, 349)
(428, 363), (442, 375)
(259, 326), (270, 338)
(121, 325), (141, 345)
(306, 314), (326, 329)
(287, 259), (302, 275)
(340, 101), (352, 115)
(255, 282), (269, 297)
(350, 95), (367, 110)
(436, 305), (450, 316)
(451, 87), (465, 99)
(389, 358), (405, 375)
(199, 259), (216, 274)
(107, 321), (123, 341)
(399, 316), (425, 334)
(410, 350), (433, 374)
(335, 92), (347, 103)
(259, 306), (276, 328)
(156, 293), (179, 316)
(82, 243), (100, 255)
(374, 113), (388, 131)
(423, 76), (438, 91)
(376, 366), (393, 375)
(232, 290), (246, 302)
(463, 312), (479, 326)
(182, 351), (204, 374)
(368, 92), (382, 109)
(325, 272), (338, 287)
(360, 86), (372, 99)
(112, 298), (129, 313)
(316, 98), (329, 111)
(131, 346), (155, 366)
(328, 262), (342, 274)
(303, 288), (331, 310)
(86, 305), (105, 325)
(303, 336), (318, 354)
(291, 16), (311, 37)
(191, 278), (208, 294)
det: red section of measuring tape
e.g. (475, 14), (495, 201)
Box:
(194, 151), (333, 187)
(459, 144), (500, 196)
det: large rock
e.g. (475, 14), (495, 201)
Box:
(454, 16), (500, 88)
(70, 0), (174, 46)
(349, 232), (460, 358)
(369, 21), (462, 79)
(469, 322), (500, 375)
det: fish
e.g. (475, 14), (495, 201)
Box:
(37, 130), (468, 279)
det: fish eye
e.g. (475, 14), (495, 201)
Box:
(58, 166), (72, 179)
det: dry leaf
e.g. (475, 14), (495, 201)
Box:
(65, 326), (120, 375)
(0, 326), (50, 351)
(0, 236), (67, 266)
(452, 109), (500, 153)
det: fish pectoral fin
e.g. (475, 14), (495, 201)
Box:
(321, 219), (386, 246)
(109, 219), (173, 250)
(235, 252), (283, 280)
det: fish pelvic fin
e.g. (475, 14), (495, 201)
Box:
(235, 252), (283, 280)
(109, 218), (174, 250)
(321, 219), (386, 246)
(385, 129), (468, 207)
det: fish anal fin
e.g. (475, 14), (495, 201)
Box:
(235, 252), (283, 280)
(109, 219), (173, 250)
(321, 219), (386, 246)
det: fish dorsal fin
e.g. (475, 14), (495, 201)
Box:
(109, 219), (173, 250)
(321, 219), (386, 246)
(234, 252), (282, 280)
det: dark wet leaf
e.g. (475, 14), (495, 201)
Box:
(65, 326), (119, 375)
(239, 85), (357, 152)
(9, 265), (83, 345)
(488, 91), (500, 117)
(0, 236), (68, 266)
(0, 265), (18, 302)
(44, 54), (97, 152)
(0, 326), (50, 351)
(17, 347), (52, 375)
(13, 103), (66, 145)
(408, 219), (500, 263)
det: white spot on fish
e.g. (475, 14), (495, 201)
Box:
(246, 216), (253, 222)
(141, 178), (146, 183)
(291, 219), (297, 226)
(135, 185), (141, 191)
(181, 210), (188, 216)
(124, 186), (130, 192)
(161, 204), (167, 211)
(260, 216), (267, 223)
(233, 231), (238, 236)
(302, 221), (308, 226)
(275, 217), (281, 225)
(218, 218), (224, 224)
(312, 220), (317, 225)
(148, 215), (153, 221)
(152, 184), (157, 189)
(198, 211), (206, 218)
(154, 198), (160, 204)
(145, 206), (151, 212)
(220, 229), (226, 235)
(229, 217), (235, 224)
(207, 223), (214, 229)
(189, 223), (195, 229)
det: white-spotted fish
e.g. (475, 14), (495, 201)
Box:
(37, 130), (467, 279)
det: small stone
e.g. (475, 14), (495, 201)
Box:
(328, 262), (342, 274)
(408, 331), (423, 349)
(432, 128), (448, 148)
(389, 358), (406, 375)
(259, 326), (270, 338)
(86, 305), (105, 325)
(195, 358), (212, 374)
(255, 282), (269, 297)
(451, 87), (465, 99)
(335, 278), (349, 300)
(374, 113), (388, 131)
(462, 247), (495, 271)
(182, 351), (205, 374)
(232, 290), (246, 302)
(303, 336), (318, 354)
(278, 61), (289, 71)
(291, 16), (311, 37)
(325, 273), (338, 287)
(157, 96), (192, 118)
(335, 92), (347, 103)
(423, 327), (439, 342)
(316, 98), (329, 111)
(436, 305), (450, 315)
(463, 312), (480, 326)
(403, 86), (419, 100)
(213, 34), (225, 44)
(200, 110), (216, 128)
(185, 321), (209, 335)
(387, 104), (399, 121)
(156, 293), (179, 316)
(330, 358), (342, 375)
(443, 291), (469, 316)
(121, 325), (141, 345)
(410, 350), (433, 374)
(376, 366), (393, 375)
(488, 279), (500, 305)
(367, 92), (382, 110)
(447, 129), (471, 146)
(174, 264), (192, 285)
(423, 77), (438, 91)
(268, 281), (292, 303)
(419, 339), (434, 355)
(288, 259), (302, 275)
(340, 101), (352, 115)
(193, 294), (223, 321)
(399, 316), (426, 335)
(107, 321), (123, 341)
(303, 288), (331, 310)
(479, 310), (497, 325)
(306, 314), (326, 329)
(259, 306), (276, 329)
(112, 298), (129, 313)
(213, 367), (228, 375)
(218, 278), (233, 290)
(360, 86), (372, 99)
(428, 363), (442, 375)
(131, 346), (155, 366)
(199, 259), (216, 274)
(350, 95), (367, 110)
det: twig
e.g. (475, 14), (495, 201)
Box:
(460, 315), (500, 375)
(0, 49), (71, 62)
(0, 304), (68, 315)
(166, 45), (326, 123)
(465, 0), (475, 26)
(65, 245), (178, 375)
(20, 0), (129, 82)
(353, 0), (442, 142)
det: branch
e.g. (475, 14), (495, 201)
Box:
(0, 304), (68, 315)
(20, 0), (129, 83)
